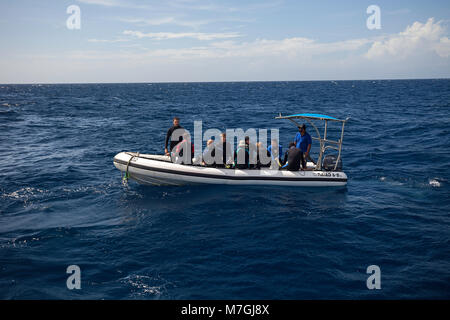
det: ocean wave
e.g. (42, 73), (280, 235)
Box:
(120, 274), (172, 298)
(429, 178), (443, 188)
(2, 187), (47, 202)
(378, 176), (446, 189)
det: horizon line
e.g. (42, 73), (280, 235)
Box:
(1, 77), (449, 85)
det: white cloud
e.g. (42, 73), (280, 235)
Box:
(366, 18), (450, 59)
(122, 30), (242, 41)
(2, 17), (449, 83)
(62, 19), (450, 63)
(117, 17), (212, 28)
(167, 0), (283, 13)
(77, 0), (280, 12)
(88, 38), (129, 43)
(120, 17), (177, 26)
(435, 36), (450, 58)
(76, 0), (151, 9)
(117, 16), (253, 29)
(77, 0), (123, 6)
(386, 8), (411, 16)
(131, 37), (369, 60)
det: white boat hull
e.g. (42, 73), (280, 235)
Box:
(113, 152), (348, 187)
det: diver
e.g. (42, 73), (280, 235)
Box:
(267, 139), (283, 168)
(282, 142), (303, 171)
(165, 117), (185, 155)
(201, 139), (215, 166)
(235, 140), (250, 169)
(255, 142), (272, 168)
(294, 124), (314, 169)
(211, 133), (233, 168)
(244, 136), (259, 168)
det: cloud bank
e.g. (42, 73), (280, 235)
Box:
(366, 18), (450, 59)
(1, 18), (449, 83)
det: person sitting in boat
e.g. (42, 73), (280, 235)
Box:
(282, 142), (303, 171)
(255, 142), (272, 168)
(294, 124), (314, 169)
(245, 136), (260, 168)
(267, 139), (283, 168)
(210, 133), (233, 168)
(165, 117), (184, 156)
(255, 142), (263, 168)
(172, 132), (194, 164)
(201, 139), (215, 166)
(235, 140), (250, 169)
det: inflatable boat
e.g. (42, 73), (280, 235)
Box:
(113, 152), (347, 186)
(113, 113), (349, 187)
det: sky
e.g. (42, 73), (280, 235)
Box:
(0, 0), (449, 83)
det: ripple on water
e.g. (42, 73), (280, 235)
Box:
(119, 274), (174, 299)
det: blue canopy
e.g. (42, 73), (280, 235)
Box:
(277, 113), (345, 121)
(283, 113), (339, 120)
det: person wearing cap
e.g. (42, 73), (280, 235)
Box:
(294, 124), (314, 169)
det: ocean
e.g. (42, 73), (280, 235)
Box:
(0, 80), (449, 299)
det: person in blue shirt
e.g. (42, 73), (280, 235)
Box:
(294, 124), (315, 169)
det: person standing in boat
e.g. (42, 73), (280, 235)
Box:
(165, 117), (185, 155)
(294, 124), (314, 169)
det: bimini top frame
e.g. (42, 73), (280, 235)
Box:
(275, 113), (350, 171)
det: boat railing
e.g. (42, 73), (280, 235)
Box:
(276, 113), (349, 171)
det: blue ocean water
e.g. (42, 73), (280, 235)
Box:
(0, 80), (449, 299)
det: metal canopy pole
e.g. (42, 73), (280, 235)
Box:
(276, 114), (349, 172)
(334, 120), (347, 171)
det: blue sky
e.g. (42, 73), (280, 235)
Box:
(0, 0), (449, 83)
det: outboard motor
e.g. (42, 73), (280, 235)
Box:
(322, 154), (343, 171)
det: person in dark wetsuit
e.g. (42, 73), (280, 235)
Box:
(211, 133), (233, 168)
(282, 142), (303, 171)
(164, 117), (184, 155)
(255, 142), (271, 168)
(235, 140), (250, 169)
(202, 139), (215, 166)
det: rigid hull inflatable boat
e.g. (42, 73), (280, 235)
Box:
(113, 152), (347, 186)
(113, 113), (349, 187)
